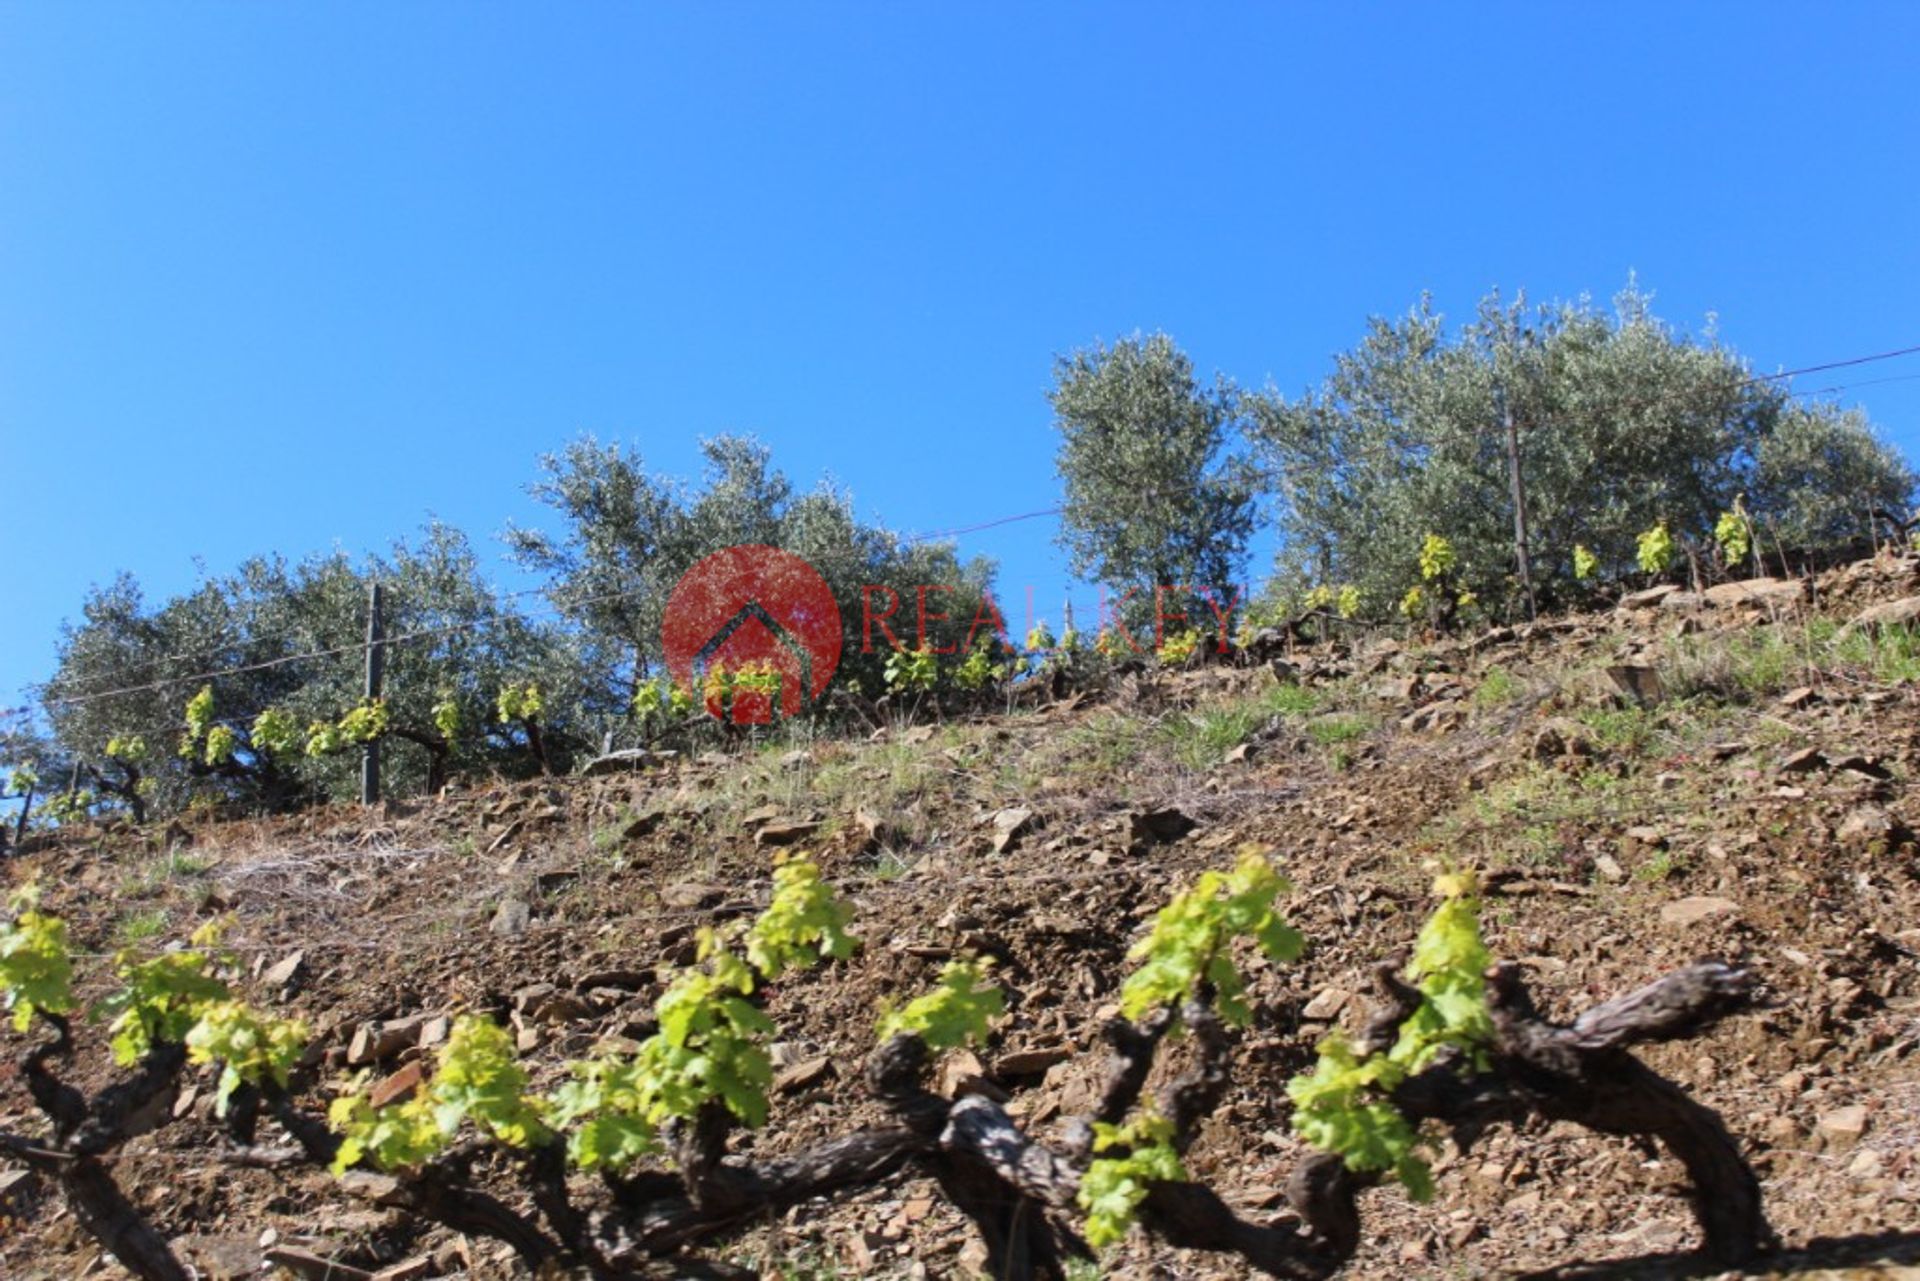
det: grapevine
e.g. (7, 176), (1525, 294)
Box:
(0, 885), (75, 1031)
(1119, 846), (1303, 1025)
(1287, 870), (1492, 1198)
(876, 958), (1004, 1049)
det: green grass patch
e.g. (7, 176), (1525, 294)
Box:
(1472, 664), (1523, 709)
(116, 907), (171, 946)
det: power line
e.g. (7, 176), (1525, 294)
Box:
(34, 341), (1920, 710)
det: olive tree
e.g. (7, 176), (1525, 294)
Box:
(1049, 333), (1258, 637)
(1249, 285), (1914, 619)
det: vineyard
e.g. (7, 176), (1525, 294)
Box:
(4, 551), (1920, 1279)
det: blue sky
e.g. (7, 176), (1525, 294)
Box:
(5, 4), (1920, 707)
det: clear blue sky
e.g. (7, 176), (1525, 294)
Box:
(6, 4), (1920, 707)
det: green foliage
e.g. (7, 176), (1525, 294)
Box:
(1078, 1111), (1188, 1250)
(884, 645), (938, 695)
(1399, 585), (1427, 620)
(1026, 621), (1056, 652)
(184, 1000), (307, 1113)
(1715, 504), (1752, 566)
(432, 697), (462, 739)
(304, 720), (345, 758)
(1417, 533), (1456, 582)
(875, 959), (1004, 1050)
(105, 734), (149, 763)
(952, 637), (1009, 693)
(1390, 872), (1493, 1070)
(250, 708), (300, 757)
(744, 854), (860, 980)
(1050, 332), (1257, 618)
(636, 944), (778, 1127)
(180, 686), (217, 759)
(328, 1089), (449, 1176)
(330, 1014), (548, 1174)
(1572, 544), (1600, 581)
(203, 725), (237, 766)
(48, 523), (581, 813)
(337, 699), (390, 744)
(97, 937), (232, 1066)
(1636, 523), (1676, 575)
(1286, 1029), (1431, 1196)
(545, 856), (856, 1165)
(545, 1055), (661, 1172)
(506, 433), (997, 718)
(1471, 665), (1521, 709)
(431, 1015), (551, 1146)
(497, 681), (544, 724)
(632, 676), (694, 725)
(1119, 848), (1304, 1025)
(1250, 284), (1913, 615)
(1288, 873), (1493, 1200)
(0, 887), (75, 1031)
(1301, 584), (1339, 617)
(1155, 628), (1201, 666)
(42, 789), (96, 824)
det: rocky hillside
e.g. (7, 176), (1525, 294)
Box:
(5, 554), (1920, 1280)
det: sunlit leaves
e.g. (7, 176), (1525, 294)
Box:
(98, 947), (231, 1066)
(1288, 872), (1493, 1200)
(185, 1000), (307, 1113)
(744, 854), (859, 980)
(1078, 1111), (1187, 1250)
(496, 682), (543, 723)
(1119, 847), (1303, 1025)
(329, 1015), (547, 1175)
(0, 886), (75, 1031)
(884, 645), (937, 694)
(250, 709), (300, 757)
(1418, 533), (1456, 582)
(876, 959), (1004, 1050)
(1637, 523), (1676, 575)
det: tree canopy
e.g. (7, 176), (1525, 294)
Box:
(1049, 333), (1258, 628)
(1246, 286), (1914, 619)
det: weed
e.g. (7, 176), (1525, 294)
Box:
(1634, 848), (1686, 882)
(1067, 713), (1149, 776)
(1266, 683), (1323, 717)
(1473, 665), (1522, 709)
(864, 848), (914, 880)
(1831, 620), (1920, 683)
(1306, 714), (1371, 749)
(159, 851), (210, 878)
(1578, 706), (1659, 755)
(116, 907), (170, 946)
(1163, 703), (1268, 770)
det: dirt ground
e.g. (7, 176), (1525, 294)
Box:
(5, 556), (1920, 1280)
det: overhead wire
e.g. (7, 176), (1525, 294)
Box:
(34, 341), (1920, 710)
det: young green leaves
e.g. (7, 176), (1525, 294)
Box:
(884, 644), (938, 694)
(0, 886), (75, 1031)
(1119, 847), (1303, 1026)
(1078, 1111), (1187, 1250)
(876, 959), (1004, 1050)
(1288, 871), (1493, 1201)
(745, 853), (860, 979)
(184, 1000), (308, 1113)
(1392, 870), (1493, 1071)
(1637, 523), (1676, 574)
(330, 1014), (548, 1175)
(541, 862), (860, 1167)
